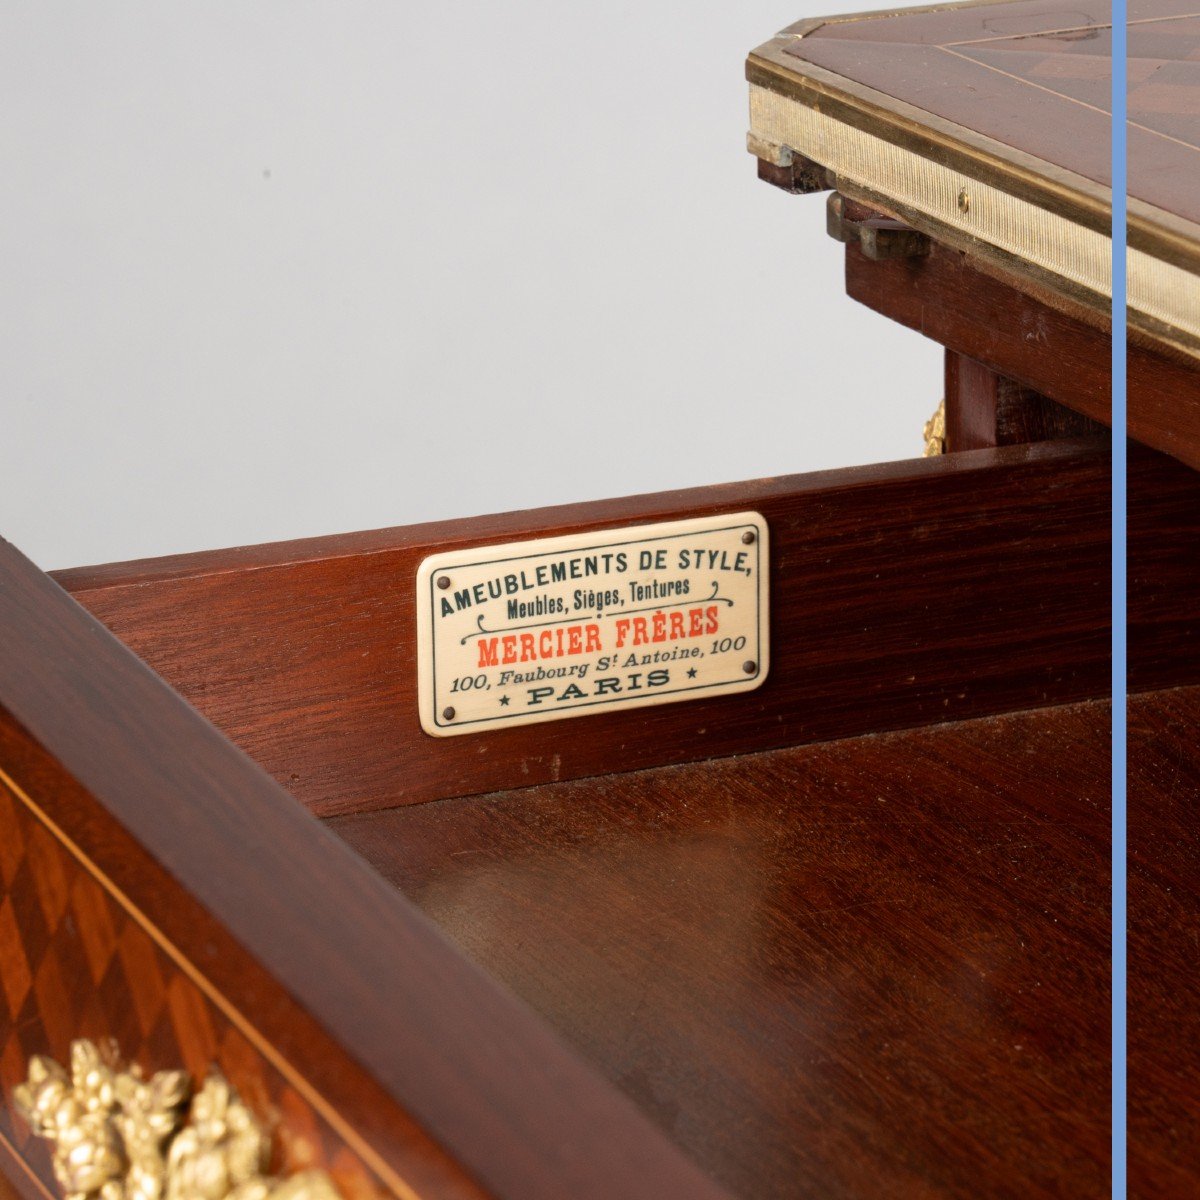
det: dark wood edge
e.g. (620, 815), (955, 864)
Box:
(51, 452), (1028, 591)
(843, 237), (1200, 470)
(943, 350), (1108, 451)
(0, 537), (733, 1200)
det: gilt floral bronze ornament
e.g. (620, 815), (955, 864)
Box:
(14, 1040), (339, 1200)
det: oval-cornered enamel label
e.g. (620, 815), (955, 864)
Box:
(415, 512), (769, 736)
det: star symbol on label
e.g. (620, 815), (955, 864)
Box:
(687, 667), (697, 678)
(498, 694), (510, 707)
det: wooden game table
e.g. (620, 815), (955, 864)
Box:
(1, 2), (1197, 1198)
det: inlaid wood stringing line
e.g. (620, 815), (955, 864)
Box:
(939, 42), (1200, 157)
(0, 1125), (56, 1200)
(937, 44), (1111, 117)
(943, 11), (1200, 45)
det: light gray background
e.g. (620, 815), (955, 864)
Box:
(2, 2), (938, 571)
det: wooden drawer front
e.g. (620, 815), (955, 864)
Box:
(0, 772), (392, 1200)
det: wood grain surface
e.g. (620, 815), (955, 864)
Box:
(329, 690), (1175, 1199)
(1129, 686), (1200, 1196)
(52, 441), (1200, 819)
(943, 351), (1107, 452)
(0, 536), (734, 1200)
(844, 238), (1200, 469)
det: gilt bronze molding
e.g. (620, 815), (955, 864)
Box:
(923, 400), (946, 457)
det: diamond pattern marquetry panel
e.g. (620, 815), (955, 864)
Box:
(0, 775), (389, 1200)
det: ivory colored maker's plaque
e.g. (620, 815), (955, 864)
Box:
(416, 512), (769, 736)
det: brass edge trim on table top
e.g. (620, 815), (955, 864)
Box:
(748, 76), (1113, 299)
(1126, 246), (1200, 353)
(747, 51), (1200, 354)
(745, 48), (1110, 235)
(0, 766), (423, 1200)
(1124, 306), (1200, 364)
(0, 1124), (57, 1200)
(746, 43), (1200, 274)
(1114, 203), (1197, 279)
